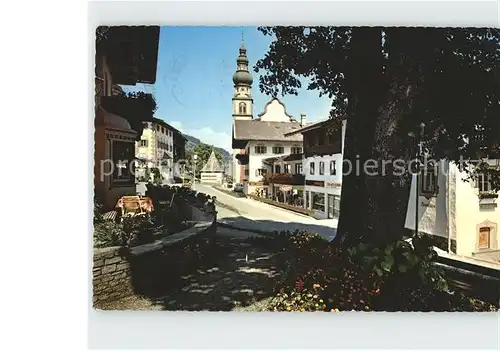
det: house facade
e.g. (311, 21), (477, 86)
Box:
(285, 118), (347, 219)
(232, 100), (305, 196)
(94, 26), (160, 210)
(230, 40), (305, 195)
(405, 158), (500, 266)
(135, 117), (185, 183)
(262, 152), (305, 202)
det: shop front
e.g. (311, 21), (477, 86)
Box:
(304, 180), (342, 219)
(271, 184), (304, 206)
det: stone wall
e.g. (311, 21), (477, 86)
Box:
(93, 190), (217, 308)
(93, 246), (133, 304)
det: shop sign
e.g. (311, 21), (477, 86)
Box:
(306, 180), (325, 187)
(325, 182), (341, 188)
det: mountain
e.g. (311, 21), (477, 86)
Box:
(183, 134), (232, 165)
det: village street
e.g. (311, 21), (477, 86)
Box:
(194, 183), (338, 241)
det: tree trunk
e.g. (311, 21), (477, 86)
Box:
(336, 27), (385, 245)
(364, 80), (414, 244)
(337, 28), (416, 245)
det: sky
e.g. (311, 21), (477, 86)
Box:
(122, 26), (332, 152)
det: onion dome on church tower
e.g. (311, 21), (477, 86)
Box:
(232, 40), (253, 86)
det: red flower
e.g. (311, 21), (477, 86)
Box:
(296, 279), (304, 292)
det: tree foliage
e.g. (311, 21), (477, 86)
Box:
(193, 143), (225, 176)
(101, 90), (157, 140)
(184, 144), (225, 178)
(255, 27), (500, 243)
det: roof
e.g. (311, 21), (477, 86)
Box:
(201, 150), (224, 172)
(233, 120), (304, 142)
(151, 117), (185, 138)
(284, 119), (330, 136)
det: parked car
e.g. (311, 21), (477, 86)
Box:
(233, 183), (244, 193)
(226, 181), (233, 189)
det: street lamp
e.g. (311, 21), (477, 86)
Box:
(408, 122), (425, 237)
(192, 153), (198, 190)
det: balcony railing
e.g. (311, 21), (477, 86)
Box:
(263, 173), (305, 185)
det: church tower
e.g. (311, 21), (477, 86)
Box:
(232, 40), (253, 120)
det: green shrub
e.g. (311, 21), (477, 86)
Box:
(93, 199), (105, 225)
(93, 215), (158, 248)
(93, 221), (125, 248)
(262, 230), (499, 312)
(346, 233), (448, 292)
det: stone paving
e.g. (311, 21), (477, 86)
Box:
(97, 227), (286, 311)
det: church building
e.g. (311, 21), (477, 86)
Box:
(230, 40), (305, 196)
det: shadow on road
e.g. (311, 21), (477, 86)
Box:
(149, 236), (287, 311)
(218, 216), (337, 242)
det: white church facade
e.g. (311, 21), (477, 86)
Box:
(230, 40), (306, 196)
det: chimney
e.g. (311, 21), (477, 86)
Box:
(300, 113), (307, 127)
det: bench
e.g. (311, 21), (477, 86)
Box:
(115, 195), (154, 218)
(102, 210), (118, 221)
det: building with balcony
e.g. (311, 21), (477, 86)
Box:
(94, 26), (160, 210)
(135, 117), (186, 183)
(230, 40), (306, 196)
(405, 158), (500, 268)
(261, 153), (305, 202)
(285, 118), (347, 219)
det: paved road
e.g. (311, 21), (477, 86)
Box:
(95, 226), (285, 311)
(194, 183), (338, 241)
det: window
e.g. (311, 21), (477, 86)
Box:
(310, 162), (315, 175)
(284, 164), (291, 174)
(478, 227), (491, 249)
(319, 161), (325, 175)
(295, 163), (303, 174)
(254, 145), (267, 154)
(421, 163), (437, 195)
(156, 125), (160, 132)
(239, 102), (247, 114)
(275, 165), (281, 173)
(328, 194), (341, 219)
(330, 160), (336, 175)
(312, 192), (325, 212)
(112, 140), (134, 185)
(477, 172), (492, 193)
(256, 168), (267, 176)
(272, 146), (284, 154)
(161, 126), (165, 134)
(139, 139), (148, 147)
(291, 146), (302, 154)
